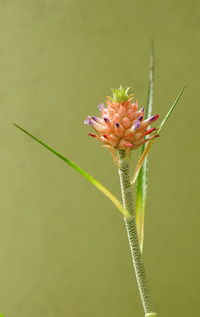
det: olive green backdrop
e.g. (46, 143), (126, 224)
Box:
(0, 0), (199, 316)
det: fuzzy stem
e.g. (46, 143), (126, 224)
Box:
(117, 150), (157, 317)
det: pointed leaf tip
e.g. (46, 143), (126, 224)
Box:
(13, 123), (130, 218)
(133, 86), (185, 188)
(135, 46), (155, 252)
(157, 86), (185, 134)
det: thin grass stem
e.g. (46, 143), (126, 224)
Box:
(117, 150), (157, 317)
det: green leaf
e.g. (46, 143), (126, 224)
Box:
(135, 42), (154, 252)
(157, 86), (185, 134)
(13, 123), (130, 218)
(134, 85), (185, 252)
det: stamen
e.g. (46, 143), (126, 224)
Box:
(115, 122), (120, 128)
(100, 135), (109, 144)
(144, 128), (157, 136)
(88, 133), (98, 138)
(97, 103), (104, 110)
(92, 121), (107, 132)
(84, 117), (93, 125)
(149, 114), (159, 122)
(130, 121), (140, 132)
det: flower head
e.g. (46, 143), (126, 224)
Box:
(84, 86), (159, 150)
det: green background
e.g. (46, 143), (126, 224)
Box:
(0, 0), (199, 316)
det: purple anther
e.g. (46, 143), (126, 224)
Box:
(149, 114), (159, 122)
(140, 107), (145, 112)
(92, 116), (98, 121)
(149, 116), (155, 121)
(138, 116), (143, 121)
(84, 116), (93, 125)
(104, 117), (109, 123)
(98, 103), (104, 110)
(115, 122), (120, 128)
(134, 121), (140, 129)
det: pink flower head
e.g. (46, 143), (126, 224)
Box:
(84, 86), (159, 150)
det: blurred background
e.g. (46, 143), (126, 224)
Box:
(0, 0), (199, 316)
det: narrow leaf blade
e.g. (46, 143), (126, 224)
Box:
(135, 43), (154, 252)
(157, 86), (185, 134)
(13, 123), (130, 218)
(131, 87), (185, 185)
(134, 86), (185, 250)
(133, 86), (185, 187)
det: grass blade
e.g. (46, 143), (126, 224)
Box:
(157, 86), (185, 134)
(133, 86), (185, 187)
(134, 86), (185, 250)
(13, 123), (130, 218)
(135, 43), (154, 252)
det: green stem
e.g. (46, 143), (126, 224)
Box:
(117, 150), (157, 317)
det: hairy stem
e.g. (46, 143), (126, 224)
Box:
(117, 150), (157, 317)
